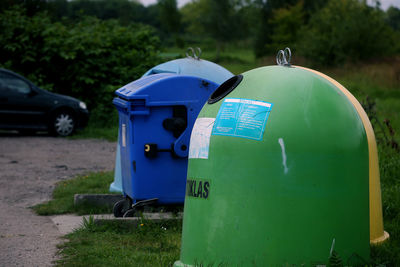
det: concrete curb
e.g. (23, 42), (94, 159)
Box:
(93, 212), (183, 227)
(73, 194), (124, 208)
(51, 212), (183, 234)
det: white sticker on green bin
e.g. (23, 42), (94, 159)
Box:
(189, 118), (215, 159)
(212, 98), (273, 141)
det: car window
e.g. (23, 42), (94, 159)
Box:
(0, 72), (31, 94)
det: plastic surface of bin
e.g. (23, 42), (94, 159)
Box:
(109, 136), (122, 192)
(174, 65), (388, 266)
(114, 73), (219, 204)
(110, 57), (233, 193)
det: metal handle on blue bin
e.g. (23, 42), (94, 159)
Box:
(186, 47), (202, 60)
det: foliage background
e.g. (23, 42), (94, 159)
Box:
(1, 0), (400, 265)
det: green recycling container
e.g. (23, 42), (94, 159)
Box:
(174, 64), (388, 266)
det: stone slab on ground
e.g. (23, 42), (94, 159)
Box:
(51, 214), (86, 235)
(74, 194), (124, 208)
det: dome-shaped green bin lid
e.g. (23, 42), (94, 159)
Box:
(174, 64), (388, 266)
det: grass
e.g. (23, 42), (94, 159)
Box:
(71, 124), (118, 142)
(70, 108), (119, 142)
(56, 219), (182, 267)
(70, 110), (119, 142)
(32, 171), (117, 215)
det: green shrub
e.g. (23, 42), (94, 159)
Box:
(0, 7), (161, 124)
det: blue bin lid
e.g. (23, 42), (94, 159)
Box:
(115, 73), (217, 102)
(142, 58), (233, 85)
(115, 73), (175, 100)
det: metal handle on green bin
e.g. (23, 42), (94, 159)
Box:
(276, 47), (291, 66)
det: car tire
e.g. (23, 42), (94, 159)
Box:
(52, 111), (75, 136)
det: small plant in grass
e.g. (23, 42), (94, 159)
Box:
(81, 215), (95, 232)
(328, 250), (343, 267)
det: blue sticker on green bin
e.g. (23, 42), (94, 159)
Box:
(212, 98), (273, 141)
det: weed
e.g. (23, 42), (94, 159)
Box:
(362, 96), (400, 151)
(81, 215), (95, 232)
(328, 250), (343, 267)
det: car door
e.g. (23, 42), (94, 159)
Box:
(0, 71), (48, 129)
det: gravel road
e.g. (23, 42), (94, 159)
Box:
(0, 134), (116, 266)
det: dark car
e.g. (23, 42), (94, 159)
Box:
(0, 68), (89, 136)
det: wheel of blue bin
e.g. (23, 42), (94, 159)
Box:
(123, 208), (142, 218)
(113, 199), (131, 218)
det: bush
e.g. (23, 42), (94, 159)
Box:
(298, 0), (396, 66)
(0, 7), (161, 125)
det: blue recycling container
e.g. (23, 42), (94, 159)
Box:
(113, 73), (219, 204)
(109, 57), (233, 193)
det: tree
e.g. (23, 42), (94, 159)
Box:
(158, 0), (181, 34)
(386, 6), (400, 31)
(299, 0), (396, 66)
(0, 0), (47, 16)
(265, 1), (304, 54)
(50, 0), (154, 27)
(181, 0), (208, 37)
(157, 0), (183, 46)
(181, 0), (238, 61)
(254, 0), (298, 57)
(207, 0), (237, 60)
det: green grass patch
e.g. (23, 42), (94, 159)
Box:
(33, 171), (117, 215)
(56, 218), (181, 267)
(70, 108), (119, 142)
(71, 124), (118, 142)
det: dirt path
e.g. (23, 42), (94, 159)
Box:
(0, 135), (116, 266)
